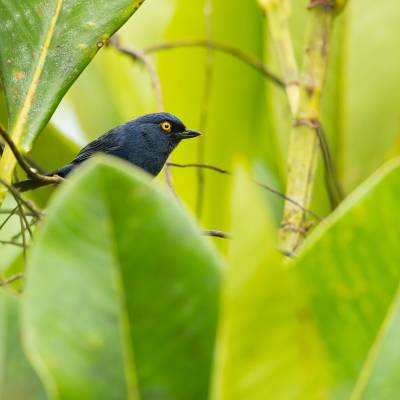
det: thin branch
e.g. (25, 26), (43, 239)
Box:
(203, 230), (231, 239)
(13, 169), (34, 242)
(24, 156), (47, 175)
(110, 37), (164, 112)
(143, 40), (285, 88)
(18, 210), (33, 239)
(0, 272), (23, 286)
(0, 125), (63, 186)
(12, 216), (34, 241)
(0, 209), (37, 217)
(167, 162), (322, 221)
(17, 205), (27, 263)
(315, 124), (344, 208)
(164, 165), (180, 201)
(0, 205), (18, 231)
(168, 162), (230, 175)
(0, 177), (42, 218)
(0, 239), (26, 248)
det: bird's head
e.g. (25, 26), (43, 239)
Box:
(120, 112), (201, 176)
(131, 112), (201, 150)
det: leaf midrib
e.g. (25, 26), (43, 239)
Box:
(102, 185), (140, 400)
(12, 0), (64, 144)
(0, 0), (64, 187)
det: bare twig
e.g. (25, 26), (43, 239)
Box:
(0, 209), (37, 217)
(143, 40), (284, 87)
(315, 124), (344, 208)
(0, 177), (42, 218)
(18, 211), (33, 239)
(167, 162), (322, 221)
(0, 125), (63, 186)
(203, 229), (231, 239)
(110, 37), (164, 112)
(13, 169), (34, 241)
(0, 272), (23, 286)
(0, 239), (26, 248)
(17, 205), (27, 262)
(164, 165), (180, 201)
(0, 205), (18, 231)
(168, 162), (230, 175)
(11, 217), (34, 241)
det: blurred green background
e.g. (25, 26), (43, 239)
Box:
(3, 0), (400, 399)
(31, 0), (400, 233)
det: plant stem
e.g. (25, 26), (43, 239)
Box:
(279, 1), (337, 253)
(259, 0), (299, 113)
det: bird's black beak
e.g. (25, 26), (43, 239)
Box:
(178, 129), (202, 139)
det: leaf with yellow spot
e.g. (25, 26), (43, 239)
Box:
(0, 0), (146, 191)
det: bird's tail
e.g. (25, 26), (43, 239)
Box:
(13, 179), (51, 192)
(13, 164), (74, 192)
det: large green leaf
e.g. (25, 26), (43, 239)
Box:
(213, 159), (400, 399)
(0, 0), (146, 184)
(295, 159), (400, 398)
(23, 157), (221, 399)
(212, 169), (328, 400)
(0, 291), (46, 400)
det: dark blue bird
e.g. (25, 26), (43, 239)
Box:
(16, 112), (201, 191)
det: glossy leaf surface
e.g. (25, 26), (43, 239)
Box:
(23, 157), (221, 399)
(0, 0), (145, 152)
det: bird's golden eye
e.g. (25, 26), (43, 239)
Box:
(161, 121), (172, 133)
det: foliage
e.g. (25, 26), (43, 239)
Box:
(1, 0), (400, 398)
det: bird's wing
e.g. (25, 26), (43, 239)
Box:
(72, 130), (124, 164)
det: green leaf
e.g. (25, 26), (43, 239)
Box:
(212, 168), (328, 400)
(213, 160), (400, 399)
(0, 291), (46, 400)
(294, 159), (400, 398)
(23, 157), (221, 399)
(0, 0), (146, 186)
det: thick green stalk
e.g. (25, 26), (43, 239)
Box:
(279, 1), (336, 253)
(259, 0), (299, 113)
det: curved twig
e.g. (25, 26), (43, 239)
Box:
(0, 125), (63, 186)
(203, 229), (231, 239)
(0, 177), (42, 218)
(110, 37), (164, 112)
(167, 162), (322, 221)
(0, 272), (23, 286)
(143, 40), (284, 87)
